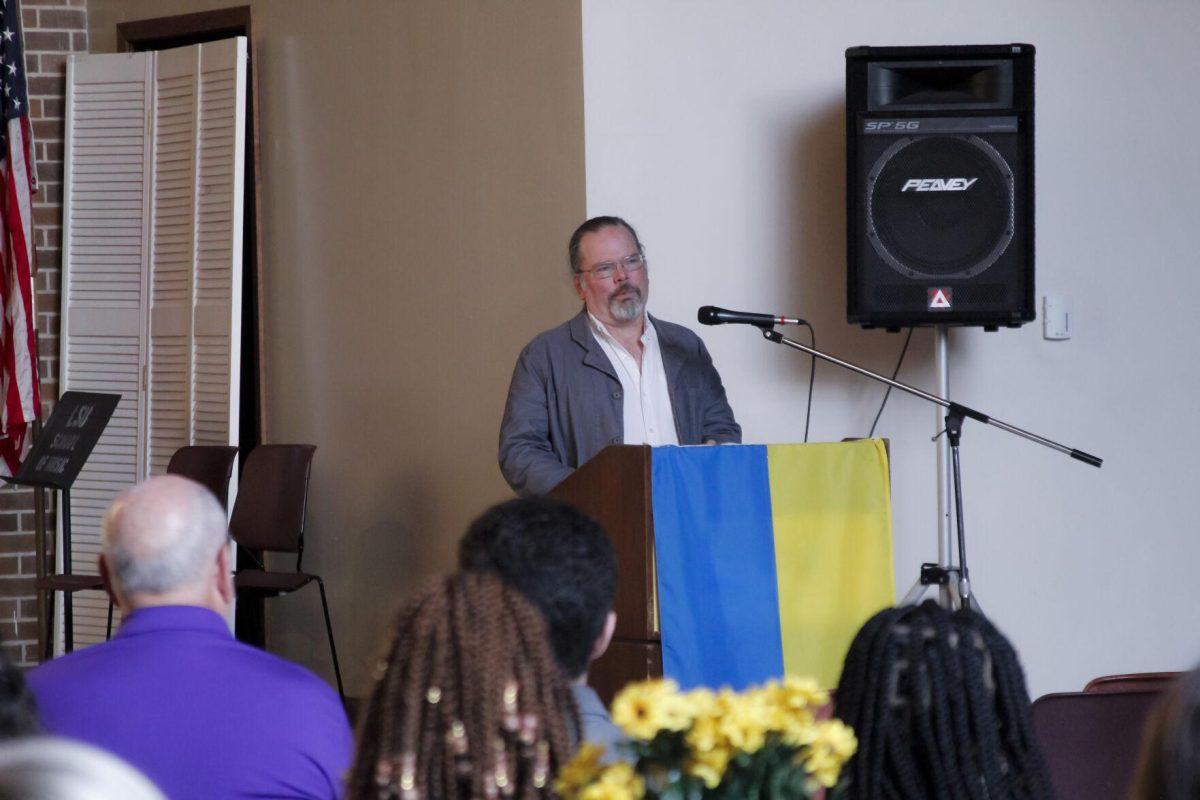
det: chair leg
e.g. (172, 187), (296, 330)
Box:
(314, 577), (345, 704)
(105, 601), (114, 641)
(43, 590), (55, 662)
(64, 591), (73, 654)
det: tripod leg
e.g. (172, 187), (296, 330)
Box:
(901, 577), (930, 606)
(950, 434), (973, 609)
(901, 564), (958, 608)
(947, 576), (961, 609)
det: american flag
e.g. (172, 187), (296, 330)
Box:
(0, 0), (39, 476)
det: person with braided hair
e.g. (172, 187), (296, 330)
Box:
(348, 571), (580, 800)
(834, 601), (1054, 800)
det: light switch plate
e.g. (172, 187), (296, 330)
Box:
(1043, 295), (1071, 340)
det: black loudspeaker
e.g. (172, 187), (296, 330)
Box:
(846, 44), (1035, 329)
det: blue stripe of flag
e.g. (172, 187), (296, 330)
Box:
(651, 445), (783, 690)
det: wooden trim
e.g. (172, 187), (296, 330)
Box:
(116, 7), (251, 52)
(246, 11), (267, 443)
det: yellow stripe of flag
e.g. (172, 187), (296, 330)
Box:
(767, 439), (895, 688)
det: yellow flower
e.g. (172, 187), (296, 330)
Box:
(685, 744), (732, 789)
(780, 715), (818, 748)
(555, 743), (605, 798)
(716, 688), (773, 753)
(816, 719), (858, 759)
(686, 708), (722, 754)
(579, 762), (645, 800)
(779, 675), (828, 711)
(681, 688), (722, 752)
(679, 687), (717, 719)
(801, 719), (858, 787)
(611, 680), (690, 740)
(576, 675), (851, 797)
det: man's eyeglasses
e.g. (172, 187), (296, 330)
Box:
(578, 253), (646, 281)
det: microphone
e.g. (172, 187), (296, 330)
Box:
(697, 305), (806, 328)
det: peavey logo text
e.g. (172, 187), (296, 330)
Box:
(901, 178), (978, 192)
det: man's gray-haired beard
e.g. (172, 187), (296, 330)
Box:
(609, 288), (645, 322)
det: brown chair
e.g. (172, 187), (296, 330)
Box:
(36, 574), (111, 653)
(37, 490), (112, 653)
(166, 445), (239, 510)
(229, 445), (343, 702)
(1084, 672), (1180, 694)
(1031, 689), (1166, 800)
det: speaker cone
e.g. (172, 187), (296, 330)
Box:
(866, 135), (1014, 279)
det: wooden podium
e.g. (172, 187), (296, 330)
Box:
(550, 445), (661, 704)
(550, 441), (894, 703)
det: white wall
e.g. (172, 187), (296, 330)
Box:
(582, 0), (1200, 698)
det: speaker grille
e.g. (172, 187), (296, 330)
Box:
(866, 135), (1014, 279)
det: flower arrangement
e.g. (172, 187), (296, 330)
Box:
(556, 677), (856, 800)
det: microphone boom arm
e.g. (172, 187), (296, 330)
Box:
(759, 328), (1102, 468)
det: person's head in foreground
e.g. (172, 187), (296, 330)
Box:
(348, 571), (579, 799)
(835, 600), (1054, 800)
(458, 497), (618, 682)
(1131, 667), (1200, 800)
(100, 474), (231, 615)
(0, 642), (37, 740)
(28, 474), (352, 800)
(0, 738), (165, 800)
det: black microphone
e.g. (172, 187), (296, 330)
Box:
(697, 305), (806, 328)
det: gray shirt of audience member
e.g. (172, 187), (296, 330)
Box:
(571, 684), (628, 763)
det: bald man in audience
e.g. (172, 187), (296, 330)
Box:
(27, 476), (352, 800)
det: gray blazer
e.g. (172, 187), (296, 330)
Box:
(499, 311), (741, 496)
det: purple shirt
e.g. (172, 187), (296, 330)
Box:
(28, 606), (352, 800)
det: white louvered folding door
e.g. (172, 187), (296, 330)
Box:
(60, 39), (247, 650)
(60, 52), (152, 645)
(192, 39), (244, 451)
(146, 46), (195, 475)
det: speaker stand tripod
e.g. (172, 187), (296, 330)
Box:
(757, 324), (1102, 610)
(903, 325), (960, 608)
(902, 390), (975, 608)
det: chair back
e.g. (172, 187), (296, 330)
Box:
(228, 445), (317, 554)
(1084, 672), (1180, 694)
(1031, 689), (1164, 800)
(166, 445), (239, 509)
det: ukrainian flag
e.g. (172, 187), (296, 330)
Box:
(651, 439), (894, 690)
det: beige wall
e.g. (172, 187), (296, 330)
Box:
(88, 0), (586, 694)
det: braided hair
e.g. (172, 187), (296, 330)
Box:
(835, 601), (1054, 800)
(348, 572), (580, 800)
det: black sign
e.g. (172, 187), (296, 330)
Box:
(9, 392), (120, 490)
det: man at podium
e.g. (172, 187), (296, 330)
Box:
(499, 216), (740, 496)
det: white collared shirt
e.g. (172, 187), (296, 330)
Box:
(587, 312), (679, 447)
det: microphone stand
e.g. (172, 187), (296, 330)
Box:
(755, 325), (1102, 610)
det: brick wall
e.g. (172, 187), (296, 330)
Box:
(0, 0), (86, 666)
